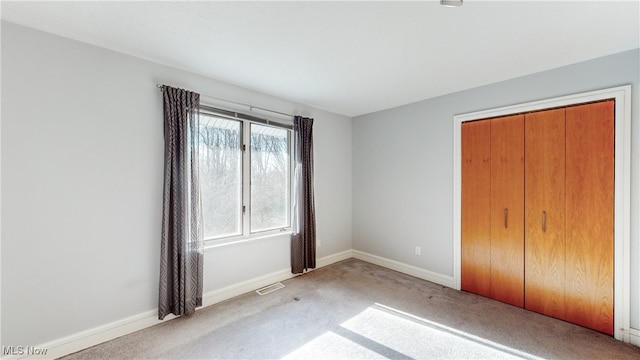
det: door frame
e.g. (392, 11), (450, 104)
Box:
(452, 85), (631, 342)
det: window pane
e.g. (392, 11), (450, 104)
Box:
(199, 115), (242, 239)
(251, 124), (290, 232)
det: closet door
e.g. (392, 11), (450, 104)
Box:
(565, 101), (614, 335)
(490, 115), (524, 307)
(524, 108), (566, 320)
(461, 120), (491, 297)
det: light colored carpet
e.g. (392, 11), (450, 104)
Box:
(62, 259), (640, 359)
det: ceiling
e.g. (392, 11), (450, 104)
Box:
(2, 1), (639, 117)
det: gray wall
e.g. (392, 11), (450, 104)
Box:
(3, 18), (638, 349)
(352, 49), (640, 329)
(1, 22), (352, 346)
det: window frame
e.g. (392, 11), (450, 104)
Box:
(199, 105), (294, 247)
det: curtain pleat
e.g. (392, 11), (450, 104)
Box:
(291, 116), (316, 274)
(158, 85), (204, 320)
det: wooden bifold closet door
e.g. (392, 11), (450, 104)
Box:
(524, 108), (567, 320)
(461, 115), (524, 307)
(490, 115), (524, 307)
(564, 101), (614, 334)
(461, 100), (614, 335)
(461, 119), (491, 298)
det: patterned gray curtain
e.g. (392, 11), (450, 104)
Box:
(158, 85), (204, 320)
(291, 116), (316, 274)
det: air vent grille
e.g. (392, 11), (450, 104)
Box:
(256, 282), (285, 296)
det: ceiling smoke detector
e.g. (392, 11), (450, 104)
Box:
(441, 0), (463, 7)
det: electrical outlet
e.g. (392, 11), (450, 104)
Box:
(415, 246), (421, 255)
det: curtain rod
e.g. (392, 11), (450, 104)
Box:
(157, 84), (294, 118)
(199, 104), (293, 130)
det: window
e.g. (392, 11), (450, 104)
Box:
(250, 124), (290, 232)
(199, 115), (242, 239)
(199, 107), (292, 243)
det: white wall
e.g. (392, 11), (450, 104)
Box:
(1, 21), (352, 347)
(352, 49), (640, 330)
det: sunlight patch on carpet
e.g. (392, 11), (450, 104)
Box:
(282, 331), (385, 359)
(351, 303), (541, 359)
(283, 303), (541, 359)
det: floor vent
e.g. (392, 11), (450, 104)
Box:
(256, 282), (285, 296)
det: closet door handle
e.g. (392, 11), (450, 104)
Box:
(542, 211), (547, 233)
(504, 208), (508, 229)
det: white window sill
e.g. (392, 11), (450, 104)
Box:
(204, 229), (292, 250)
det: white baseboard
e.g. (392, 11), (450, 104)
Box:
(2, 310), (178, 360)
(202, 249), (352, 307)
(201, 269), (292, 308)
(6, 248), (630, 360)
(4, 250), (353, 360)
(630, 328), (640, 346)
(316, 249), (353, 268)
(352, 250), (456, 289)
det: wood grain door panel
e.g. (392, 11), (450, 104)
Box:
(490, 115), (525, 307)
(461, 120), (492, 297)
(462, 101), (615, 335)
(524, 108), (566, 320)
(565, 101), (614, 335)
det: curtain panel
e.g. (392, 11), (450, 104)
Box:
(291, 116), (316, 274)
(158, 85), (204, 320)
